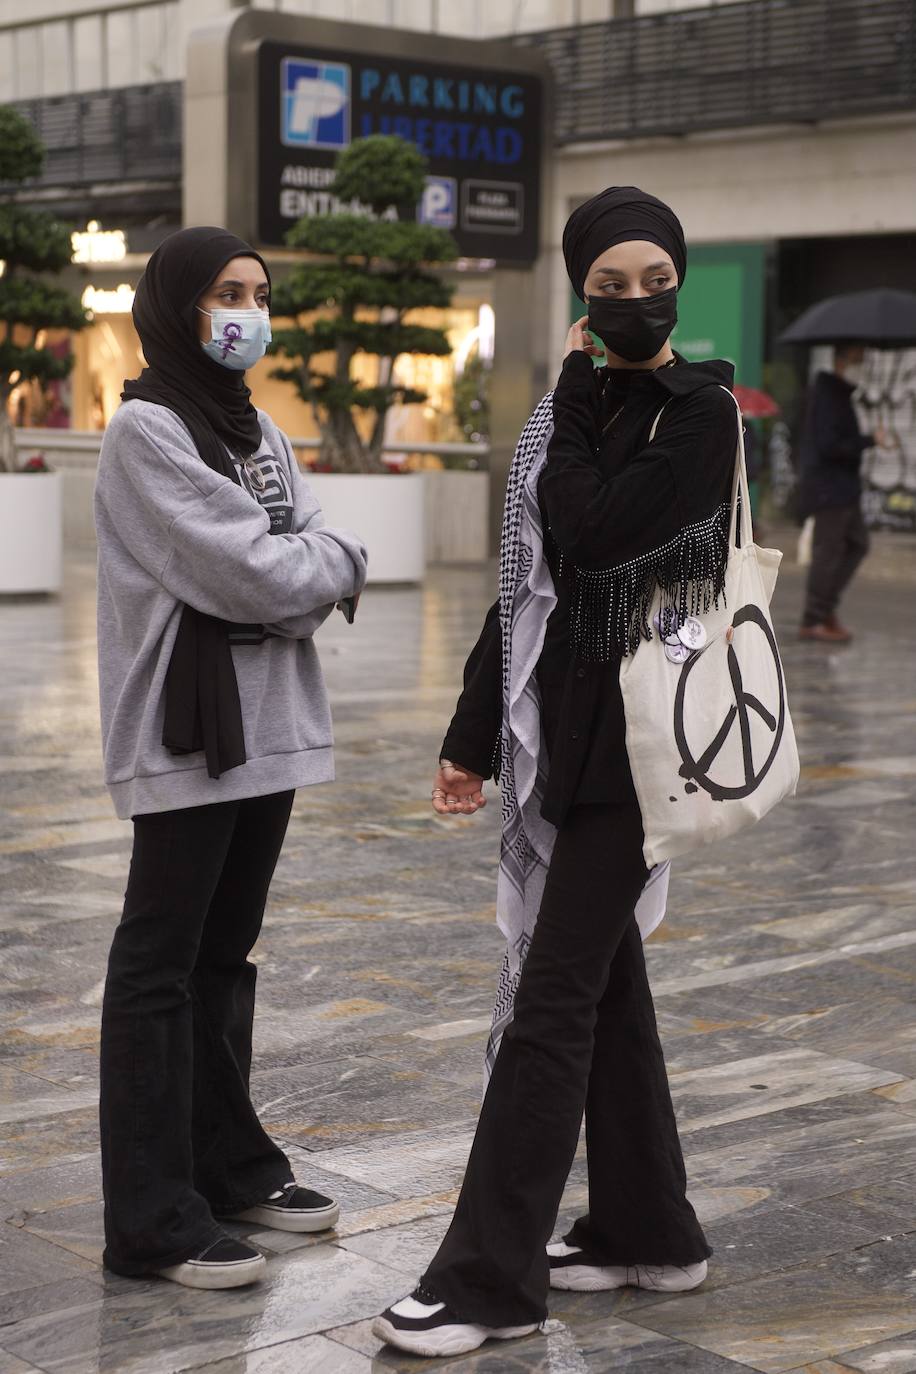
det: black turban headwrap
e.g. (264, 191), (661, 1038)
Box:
(122, 226), (272, 781)
(562, 186), (687, 300)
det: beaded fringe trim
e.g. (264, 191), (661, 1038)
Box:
(561, 501), (731, 662)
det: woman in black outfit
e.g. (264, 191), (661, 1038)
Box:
(375, 187), (739, 1358)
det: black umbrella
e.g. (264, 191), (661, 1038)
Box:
(779, 289), (916, 348)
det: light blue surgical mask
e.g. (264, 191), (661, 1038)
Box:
(198, 307), (271, 371)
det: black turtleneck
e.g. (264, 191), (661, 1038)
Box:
(442, 349), (737, 827)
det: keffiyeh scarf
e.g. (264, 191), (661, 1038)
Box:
(484, 392), (672, 1081)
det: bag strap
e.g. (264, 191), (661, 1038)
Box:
(648, 402), (669, 442)
(648, 385), (751, 548)
(720, 385), (752, 549)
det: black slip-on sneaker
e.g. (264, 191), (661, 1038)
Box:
(372, 1283), (539, 1358)
(227, 1182), (340, 1233)
(548, 1241), (708, 1292)
(158, 1235), (266, 1290)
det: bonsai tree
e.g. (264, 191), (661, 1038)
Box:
(0, 105), (87, 470)
(453, 352), (491, 448)
(270, 135), (459, 474)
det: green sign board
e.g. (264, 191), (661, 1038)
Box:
(571, 241), (766, 386)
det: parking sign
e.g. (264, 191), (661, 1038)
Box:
(281, 58), (351, 149)
(419, 176), (457, 229)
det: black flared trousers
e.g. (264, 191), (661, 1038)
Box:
(423, 801), (710, 1326)
(99, 790), (296, 1275)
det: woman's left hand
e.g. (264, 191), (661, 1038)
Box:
(564, 314), (605, 362)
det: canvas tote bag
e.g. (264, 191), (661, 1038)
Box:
(619, 388), (800, 868)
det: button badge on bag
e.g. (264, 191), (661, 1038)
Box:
(677, 616), (707, 651)
(656, 608), (706, 663)
(664, 640), (691, 665)
(654, 608), (680, 639)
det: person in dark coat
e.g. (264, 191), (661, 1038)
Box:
(374, 187), (737, 1359)
(799, 344), (888, 642)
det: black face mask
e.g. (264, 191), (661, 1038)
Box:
(586, 286), (678, 363)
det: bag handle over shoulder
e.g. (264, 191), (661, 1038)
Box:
(720, 386), (753, 550)
(647, 385), (752, 549)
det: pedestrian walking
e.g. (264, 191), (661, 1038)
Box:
(94, 227), (367, 1289)
(798, 345), (888, 642)
(374, 187), (737, 1358)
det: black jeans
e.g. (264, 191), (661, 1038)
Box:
(423, 802), (710, 1326)
(99, 790), (296, 1275)
(803, 503), (870, 626)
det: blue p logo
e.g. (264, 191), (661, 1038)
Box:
(281, 59), (351, 149)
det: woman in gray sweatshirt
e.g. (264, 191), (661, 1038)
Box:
(94, 226), (367, 1290)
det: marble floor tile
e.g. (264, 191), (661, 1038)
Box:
(294, 1124), (475, 1200)
(335, 1213), (451, 1277)
(686, 1105), (916, 1206)
(0, 1277), (105, 1322)
(670, 1048), (902, 1135)
(794, 1177), (916, 1238)
(0, 1223), (96, 1296)
(634, 1234), (916, 1372)
(0, 1155), (101, 1212)
(0, 1353), (43, 1374)
(820, 1330), (916, 1373)
(249, 1057), (480, 1151)
(187, 1333), (373, 1372)
(1, 1247), (405, 1374)
(0, 1105), (100, 1174)
(17, 1199), (105, 1264)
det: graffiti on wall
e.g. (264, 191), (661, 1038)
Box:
(857, 349), (916, 533)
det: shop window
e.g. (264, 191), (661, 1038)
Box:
(40, 22), (72, 98)
(0, 32), (13, 103)
(433, 1), (478, 35)
(13, 26), (41, 101)
(74, 16), (105, 94)
(393, 0), (435, 31)
(136, 4), (179, 84)
(106, 11), (139, 89)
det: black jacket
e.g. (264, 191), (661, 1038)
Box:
(799, 370), (873, 515)
(441, 349), (737, 827)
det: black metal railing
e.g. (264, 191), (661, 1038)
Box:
(4, 82), (182, 190)
(2, 0), (913, 195)
(514, 0), (916, 144)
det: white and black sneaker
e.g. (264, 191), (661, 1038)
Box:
(158, 1235), (267, 1290)
(226, 1182), (340, 1233)
(372, 1283), (539, 1358)
(548, 1241), (708, 1293)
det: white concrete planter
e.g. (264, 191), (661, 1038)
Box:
(0, 472), (63, 593)
(304, 471), (426, 584)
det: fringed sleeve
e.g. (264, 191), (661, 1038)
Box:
(559, 500), (731, 661)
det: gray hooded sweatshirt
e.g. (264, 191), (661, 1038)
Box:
(94, 400), (368, 819)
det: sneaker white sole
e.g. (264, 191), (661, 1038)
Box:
(158, 1253), (267, 1290)
(371, 1316), (537, 1357)
(228, 1200), (340, 1233)
(550, 1260), (708, 1293)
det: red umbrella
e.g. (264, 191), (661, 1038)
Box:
(733, 385), (781, 418)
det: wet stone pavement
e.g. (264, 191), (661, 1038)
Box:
(2, 529), (916, 1373)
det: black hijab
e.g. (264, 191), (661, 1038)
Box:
(562, 186), (687, 300)
(123, 226), (272, 781)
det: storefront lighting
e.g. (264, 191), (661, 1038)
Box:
(454, 303), (496, 376)
(72, 221), (128, 266)
(82, 284), (136, 316)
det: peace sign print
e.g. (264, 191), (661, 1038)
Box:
(673, 604), (786, 802)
